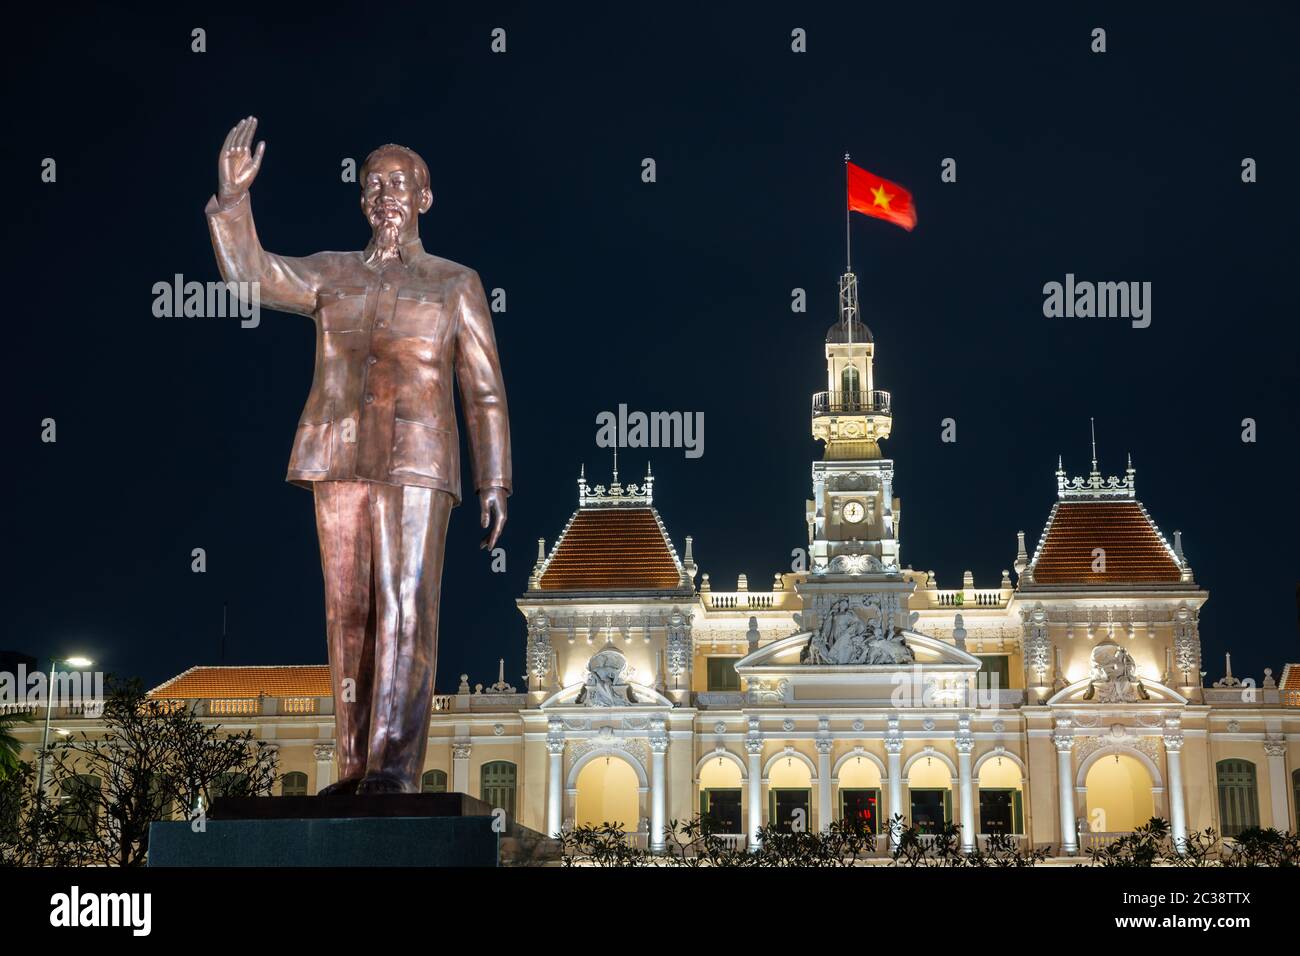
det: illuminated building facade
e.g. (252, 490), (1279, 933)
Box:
(17, 267), (1299, 855)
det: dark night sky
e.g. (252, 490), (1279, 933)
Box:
(5, 4), (1298, 691)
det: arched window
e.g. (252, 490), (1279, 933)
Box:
(480, 761), (517, 819)
(281, 771), (308, 797)
(422, 769), (448, 793)
(1216, 759), (1259, 838)
(840, 365), (861, 405)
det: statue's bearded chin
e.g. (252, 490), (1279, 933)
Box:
(366, 203), (406, 262)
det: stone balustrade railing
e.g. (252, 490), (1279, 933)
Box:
(701, 590), (798, 612)
(926, 588), (1011, 609)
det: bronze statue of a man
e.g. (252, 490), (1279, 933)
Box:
(206, 117), (511, 795)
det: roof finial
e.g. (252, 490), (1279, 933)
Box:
(1090, 417), (1098, 473)
(612, 445), (618, 483)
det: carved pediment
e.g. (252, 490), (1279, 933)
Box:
(800, 594), (913, 665)
(1046, 676), (1188, 706)
(737, 628), (981, 672)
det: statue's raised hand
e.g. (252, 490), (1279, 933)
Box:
(218, 116), (266, 203)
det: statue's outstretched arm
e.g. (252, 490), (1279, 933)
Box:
(205, 117), (321, 316)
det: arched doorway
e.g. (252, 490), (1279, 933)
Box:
(976, 755), (1023, 835)
(837, 753), (883, 834)
(1084, 752), (1155, 833)
(574, 754), (641, 832)
(768, 753), (813, 833)
(906, 756), (952, 833)
(698, 754), (743, 835)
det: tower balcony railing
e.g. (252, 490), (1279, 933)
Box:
(812, 390), (891, 417)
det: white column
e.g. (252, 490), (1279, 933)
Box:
(1265, 737), (1291, 832)
(956, 730), (975, 852)
(546, 720), (564, 837)
(746, 732), (763, 850)
(313, 743), (335, 794)
(1054, 727), (1077, 854)
(886, 736), (904, 848)
(452, 742), (471, 795)
(1165, 732), (1187, 851)
(650, 717), (669, 851)
(817, 738), (833, 832)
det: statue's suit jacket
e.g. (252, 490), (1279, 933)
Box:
(206, 192), (511, 505)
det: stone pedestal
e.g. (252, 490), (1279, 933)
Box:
(148, 793), (560, 867)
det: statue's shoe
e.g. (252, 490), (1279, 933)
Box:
(356, 773), (408, 795)
(317, 777), (362, 797)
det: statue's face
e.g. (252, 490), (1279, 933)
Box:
(361, 152), (432, 235)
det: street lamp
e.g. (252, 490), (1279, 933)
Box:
(35, 655), (95, 814)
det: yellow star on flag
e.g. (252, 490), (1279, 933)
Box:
(871, 184), (894, 210)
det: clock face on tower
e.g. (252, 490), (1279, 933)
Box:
(842, 500), (866, 523)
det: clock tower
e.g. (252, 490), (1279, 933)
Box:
(806, 269), (901, 576)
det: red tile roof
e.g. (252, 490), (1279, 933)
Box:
(1029, 500), (1182, 586)
(537, 507), (684, 592)
(148, 665), (331, 699)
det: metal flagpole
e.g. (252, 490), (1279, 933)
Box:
(844, 153), (854, 353)
(845, 152), (852, 274)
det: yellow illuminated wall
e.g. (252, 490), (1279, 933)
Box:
(769, 755), (812, 788)
(575, 757), (640, 831)
(838, 756), (882, 789)
(699, 756), (742, 789)
(978, 756), (1021, 790)
(907, 756), (951, 789)
(1084, 753), (1154, 833)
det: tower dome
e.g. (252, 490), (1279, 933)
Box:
(825, 317), (873, 344)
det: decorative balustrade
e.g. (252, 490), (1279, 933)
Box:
(930, 589), (1009, 609)
(977, 833), (1025, 850)
(0, 702), (103, 717)
(280, 696), (317, 715)
(701, 591), (794, 611)
(714, 833), (747, 851)
(811, 390), (891, 417)
(208, 698), (259, 716)
(1077, 830), (1152, 853)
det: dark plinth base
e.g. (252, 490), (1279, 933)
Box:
(148, 792), (560, 867)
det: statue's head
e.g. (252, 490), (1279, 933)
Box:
(1090, 643), (1126, 683)
(360, 145), (433, 248)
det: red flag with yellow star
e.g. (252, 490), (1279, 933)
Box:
(847, 162), (916, 231)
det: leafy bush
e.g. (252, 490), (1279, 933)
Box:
(1084, 817), (1300, 867)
